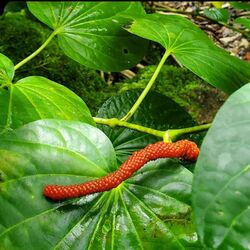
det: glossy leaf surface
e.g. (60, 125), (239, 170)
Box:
(0, 76), (94, 134)
(27, 2), (148, 72)
(203, 8), (230, 23)
(126, 13), (250, 94)
(0, 53), (14, 85)
(96, 90), (195, 163)
(0, 119), (199, 249)
(193, 83), (250, 249)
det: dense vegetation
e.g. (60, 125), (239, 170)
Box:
(0, 2), (250, 249)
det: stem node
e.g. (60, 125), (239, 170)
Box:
(163, 131), (172, 143)
(94, 117), (211, 142)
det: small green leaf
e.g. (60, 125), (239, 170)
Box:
(96, 90), (195, 164)
(193, 82), (250, 249)
(126, 13), (250, 94)
(0, 119), (199, 249)
(0, 76), (94, 133)
(235, 17), (250, 29)
(0, 53), (14, 85)
(203, 8), (230, 23)
(230, 2), (250, 10)
(27, 2), (148, 72)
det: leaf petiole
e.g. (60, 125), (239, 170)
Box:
(14, 29), (60, 71)
(167, 123), (212, 141)
(94, 117), (165, 138)
(120, 49), (171, 122)
(94, 117), (211, 142)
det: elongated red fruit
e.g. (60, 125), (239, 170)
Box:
(43, 140), (199, 201)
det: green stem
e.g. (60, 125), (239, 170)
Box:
(14, 30), (58, 71)
(94, 117), (165, 138)
(168, 123), (212, 141)
(120, 50), (171, 122)
(94, 117), (212, 142)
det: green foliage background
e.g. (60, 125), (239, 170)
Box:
(0, 11), (228, 122)
(118, 65), (227, 123)
(1, 2), (250, 249)
(0, 12), (118, 114)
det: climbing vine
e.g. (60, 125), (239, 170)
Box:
(0, 2), (250, 250)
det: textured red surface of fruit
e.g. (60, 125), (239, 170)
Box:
(43, 140), (199, 201)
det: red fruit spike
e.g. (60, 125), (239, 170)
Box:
(43, 140), (199, 201)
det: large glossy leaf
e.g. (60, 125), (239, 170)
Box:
(192, 82), (250, 249)
(0, 53), (14, 85)
(125, 13), (250, 94)
(0, 76), (94, 134)
(0, 119), (200, 249)
(96, 90), (195, 164)
(27, 2), (148, 72)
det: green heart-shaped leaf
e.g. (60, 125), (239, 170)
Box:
(96, 90), (195, 163)
(0, 53), (14, 85)
(125, 13), (250, 94)
(27, 2), (148, 72)
(193, 82), (250, 249)
(0, 119), (199, 249)
(0, 76), (94, 134)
